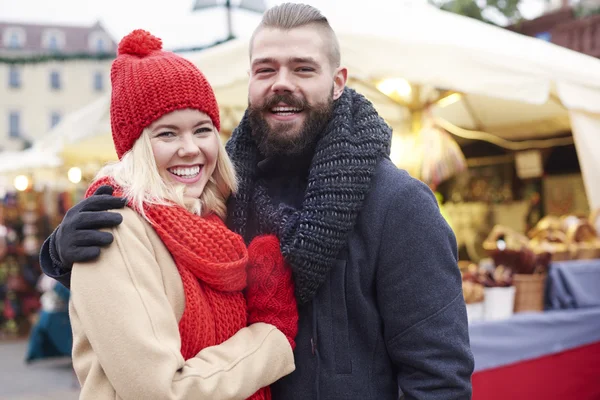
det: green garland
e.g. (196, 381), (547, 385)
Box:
(0, 52), (115, 65)
(0, 36), (235, 65)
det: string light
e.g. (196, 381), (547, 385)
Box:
(68, 167), (82, 184)
(376, 78), (412, 102)
(14, 175), (29, 191)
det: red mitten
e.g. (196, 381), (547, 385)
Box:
(247, 386), (271, 400)
(246, 235), (298, 350)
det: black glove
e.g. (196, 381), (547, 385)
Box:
(53, 185), (127, 267)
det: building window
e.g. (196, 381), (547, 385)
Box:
(9, 111), (21, 138)
(50, 70), (61, 90)
(9, 33), (21, 48)
(93, 71), (104, 92)
(42, 29), (65, 51)
(3, 28), (26, 49)
(96, 38), (106, 52)
(48, 35), (59, 51)
(50, 112), (61, 128)
(536, 32), (552, 42)
(8, 66), (21, 88)
(88, 31), (112, 53)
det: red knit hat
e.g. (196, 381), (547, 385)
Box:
(110, 29), (220, 159)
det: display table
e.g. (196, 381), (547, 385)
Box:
(546, 259), (600, 310)
(470, 307), (600, 399)
(25, 310), (72, 362)
(25, 283), (72, 362)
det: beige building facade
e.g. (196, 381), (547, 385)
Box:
(0, 21), (116, 151)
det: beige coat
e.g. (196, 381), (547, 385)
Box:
(69, 207), (295, 400)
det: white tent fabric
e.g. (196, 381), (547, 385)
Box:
(0, 148), (61, 173)
(569, 112), (600, 210)
(185, 3), (600, 209)
(22, 2), (600, 210)
(183, 3), (600, 136)
(32, 95), (114, 165)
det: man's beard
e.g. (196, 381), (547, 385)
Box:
(247, 90), (334, 157)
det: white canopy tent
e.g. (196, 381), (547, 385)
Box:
(33, 95), (114, 166)
(183, 2), (600, 210)
(18, 2), (600, 209)
(0, 95), (113, 179)
(0, 148), (61, 173)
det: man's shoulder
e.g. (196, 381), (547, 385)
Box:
(369, 158), (437, 210)
(373, 158), (412, 184)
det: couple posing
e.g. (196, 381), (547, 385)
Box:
(40, 3), (474, 399)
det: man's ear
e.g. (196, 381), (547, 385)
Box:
(333, 67), (347, 100)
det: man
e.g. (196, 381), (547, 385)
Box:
(40, 3), (474, 399)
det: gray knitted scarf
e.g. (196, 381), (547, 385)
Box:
(226, 88), (392, 304)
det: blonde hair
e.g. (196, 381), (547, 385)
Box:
(94, 127), (237, 221)
(250, 3), (341, 68)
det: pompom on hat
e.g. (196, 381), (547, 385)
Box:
(110, 29), (220, 159)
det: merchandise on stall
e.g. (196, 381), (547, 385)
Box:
(0, 190), (55, 339)
(484, 225), (551, 314)
(459, 225), (552, 321)
(528, 213), (600, 261)
(462, 258), (516, 321)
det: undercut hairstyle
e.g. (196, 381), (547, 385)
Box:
(250, 2), (341, 68)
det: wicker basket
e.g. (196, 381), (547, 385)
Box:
(571, 242), (600, 260)
(513, 273), (547, 313)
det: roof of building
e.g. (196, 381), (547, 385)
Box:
(0, 20), (116, 53)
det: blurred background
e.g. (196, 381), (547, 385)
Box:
(1, 0), (600, 399)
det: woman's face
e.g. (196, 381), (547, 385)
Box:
(149, 109), (219, 199)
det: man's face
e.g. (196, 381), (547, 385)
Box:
(248, 26), (346, 157)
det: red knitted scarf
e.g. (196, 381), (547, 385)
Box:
(86, 178), (270, 400)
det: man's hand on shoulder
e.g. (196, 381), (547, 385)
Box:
(54, 185), (127, 267)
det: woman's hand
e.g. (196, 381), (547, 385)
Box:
(246, 235), (298, 349)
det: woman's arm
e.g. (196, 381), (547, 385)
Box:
(70, 209), (294, 400)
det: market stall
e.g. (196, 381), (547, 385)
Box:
(461, 211), (600, 399)
(13, 3), (600, 207)
(1, 3), (599, 391)
(470, 307), (600, 399)
(181, 2), (600, 211)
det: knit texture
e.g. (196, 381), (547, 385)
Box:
(226, 87), (392, 304)
(246, 235), (298, 349)
(86, 178), (273, 400)
(110, 29), (220, 159)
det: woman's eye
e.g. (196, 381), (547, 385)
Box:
(195, 127), (212, 134)
(157, 131), (175, 138)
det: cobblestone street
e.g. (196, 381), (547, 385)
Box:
(0, 340), (79, 400)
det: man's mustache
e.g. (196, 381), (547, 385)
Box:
(257, 94), (309, 111)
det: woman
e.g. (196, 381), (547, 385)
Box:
(68, 29), (297, 399)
